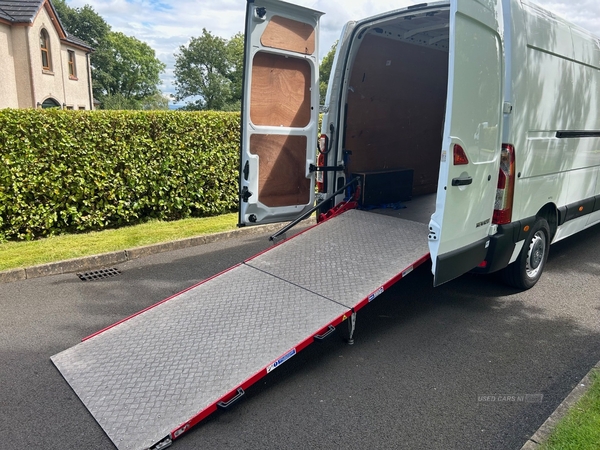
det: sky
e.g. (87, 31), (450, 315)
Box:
(63, 0), (600, 106)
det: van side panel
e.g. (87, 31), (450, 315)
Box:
(510, 0), (600, 233)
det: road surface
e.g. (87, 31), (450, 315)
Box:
(1, 222), (599, 450)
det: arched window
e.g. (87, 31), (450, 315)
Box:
(41, 98), (60, 109)
(40, 29), (51, 70)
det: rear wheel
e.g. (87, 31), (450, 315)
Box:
(501, 218), (550, 290)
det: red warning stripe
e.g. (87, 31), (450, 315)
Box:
(168, 312), (350, 442)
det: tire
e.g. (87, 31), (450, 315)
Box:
(501, 217), (550, 290)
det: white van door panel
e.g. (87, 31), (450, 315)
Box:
(429, 0), (505, 286)
(239, 0), (323, 226)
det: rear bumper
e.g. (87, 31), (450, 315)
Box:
(472, 217), (536, 274)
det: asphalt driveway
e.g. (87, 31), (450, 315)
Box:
(1, 223), (599, 450)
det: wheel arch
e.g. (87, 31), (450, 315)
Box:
(536, 203), (558, 242)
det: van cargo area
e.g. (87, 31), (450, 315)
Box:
(333, 8), (450, 225)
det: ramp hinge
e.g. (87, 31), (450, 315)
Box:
(309, 164), (344, 173)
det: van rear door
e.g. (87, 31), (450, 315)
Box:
(238, 0), (323, 226)
(429, 0), (505, 286)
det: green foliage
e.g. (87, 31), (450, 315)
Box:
(226, 33), (245, 106)
(0, 109), (240, 241)
(541, 371), (600, 450)
(52, 0), (110, 49)
(174, 29), (244, 111)
(139, 93), (170, 111)
(320, 41), (338, 100)
(99, 92), (169, 111)
(95, 32), (166, 104)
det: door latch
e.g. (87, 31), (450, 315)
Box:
(241, 186), (253, 202)
(451, 176), (473, 187)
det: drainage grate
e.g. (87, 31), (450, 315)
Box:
(77, 268), (122, 281)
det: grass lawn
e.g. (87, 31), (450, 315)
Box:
(0, 213), (238, 271)
(539, 370), (600, 449)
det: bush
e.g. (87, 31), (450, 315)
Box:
(0, 109), (240, 240)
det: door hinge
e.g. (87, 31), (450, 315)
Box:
(309, 164), (344, 173)
(503, 102), (513, 114)
(241, 186), (253, 202)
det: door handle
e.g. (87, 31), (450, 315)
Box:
(451, 176), (473, 186)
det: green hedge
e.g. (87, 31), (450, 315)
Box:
(0, 109), (240, 240)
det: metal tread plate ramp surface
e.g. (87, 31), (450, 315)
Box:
(51, 210), (429, 450)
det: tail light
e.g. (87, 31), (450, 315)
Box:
(453, 144), (469, 165)
(316, 134), (328, 193)
(493, 144), (515, 225)
(318, 134), (328, 154)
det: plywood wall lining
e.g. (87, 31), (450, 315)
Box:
(261, 15), (315, 55)
(250, 134), (310, 207)
(344, 34), (449, 196)
(251, 52), (312, 128)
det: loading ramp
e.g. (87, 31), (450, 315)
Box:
(51, 210), (430, 450)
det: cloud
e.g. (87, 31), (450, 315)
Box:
(63, 0), (600, 104)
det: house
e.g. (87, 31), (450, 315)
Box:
(0, 0), (94, 110)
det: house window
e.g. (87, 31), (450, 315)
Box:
(41, 98), (60, 108)
(40, 29), (51, 71)
(68, 50), (77, 79)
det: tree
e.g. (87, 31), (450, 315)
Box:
(173, 29), (243, 111)
(53, 0), (110, 49)
(225, 32), (244, 110)
(53, 1), (166, 109)
(94, 32), (166, 102)
(139, 93), (169, 110)
(319, 41), (337, 100)
(100, 92), (169, 110)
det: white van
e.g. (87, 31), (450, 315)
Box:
(239, 0), (600, 289)
(51, 3), (600, 445)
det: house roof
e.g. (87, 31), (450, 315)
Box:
(0, 0), (43, 23)
(0, 0), (93, 51)
(64, 32), (91, 49)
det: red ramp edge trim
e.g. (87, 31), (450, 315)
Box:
(168, 312), (350, 443)
(352, 253), (431, 314)
(167, 252), (431, 444)
(82, 210), (347, 343)
(81, 215), (328, 343)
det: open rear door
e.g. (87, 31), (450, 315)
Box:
(429, 0), (505, 286)
(238, 0), (323, 226)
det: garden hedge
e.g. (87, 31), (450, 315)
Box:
(0, 109), (240, 241)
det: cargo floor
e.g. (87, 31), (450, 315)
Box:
(51, 209), (430, 450)
(368, 193), (436, 224)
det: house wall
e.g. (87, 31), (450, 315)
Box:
(0, 23), (20, 108)
(27, 6), (66, 106)
(1, 3), (92, 110)
(11, 26), (34, 107)
(61, 46), (92, 109)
